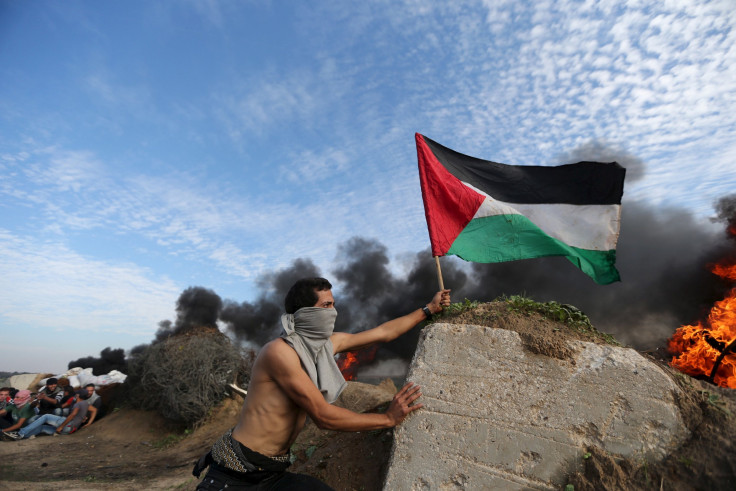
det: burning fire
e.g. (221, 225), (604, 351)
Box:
(668, 261), (736, 389)
(337, 346), (378, 381)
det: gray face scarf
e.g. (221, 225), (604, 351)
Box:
(280, 307), (346, 403)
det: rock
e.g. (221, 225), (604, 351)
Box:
(8, 373), (42, 391)
(384, 323), (689, 490)
(334, 379), (397, 413)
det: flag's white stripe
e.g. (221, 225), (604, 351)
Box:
(463, 182), (621, 251)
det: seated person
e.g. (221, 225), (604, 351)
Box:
(54, 386), (76, 417)
(0, 390), (35, 435)
(11, 390), (97, 440)
(84, 383), (102, 411)
(0, 387), (12, 408)
(36, 378), (63, 416)
(0, 387), (14, 426)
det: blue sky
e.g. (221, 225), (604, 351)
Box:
(1, 0), (735, 374)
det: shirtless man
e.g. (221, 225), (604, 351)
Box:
(194, 277), (450, 490)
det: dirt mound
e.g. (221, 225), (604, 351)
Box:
(443, 300), (615, 360)
(288, 380), (398, 490)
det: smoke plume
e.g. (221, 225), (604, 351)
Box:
(715, 194), (736, 235)
(461, 203), (730, 349)
(555, 139), (646, 183)
(213, 193), (732, 365)
(103, 144), (736, 379)
(67, 347), (127, 374)
(154, 286), (223, 341)
(220, 258), (322, 346)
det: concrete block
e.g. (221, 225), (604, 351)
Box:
(384, 324), (688, 490)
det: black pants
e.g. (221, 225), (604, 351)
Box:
(0, 414), (15, 429)
(38, 400), (58, 415)
(196, 465), (334, 490)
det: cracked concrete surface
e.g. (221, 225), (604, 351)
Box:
(383, 323), (689, 490)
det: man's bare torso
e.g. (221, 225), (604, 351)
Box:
(228, 287), (446, 457)
(231, 338), (309, 456)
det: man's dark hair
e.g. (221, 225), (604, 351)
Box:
(85, 383), (95, 389)
(284, 277), (332, 314)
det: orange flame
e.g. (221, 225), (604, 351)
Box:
(711, 261), (736, 281)
(337, 346), (378, 381)
(668, 262), (736, 388)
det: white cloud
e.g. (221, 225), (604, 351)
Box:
(84, 73), (154, 113)
(0, 229), (179, 335)
(1, 141), (390, 284)
(279, 147), (351, 184)
(214, 72), (322, 141)
(31, 149), (104, 193)
(184, 0), (227, 28)
(3, 0), (736, 324)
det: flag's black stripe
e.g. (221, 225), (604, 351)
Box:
(422, 135), (626, 205)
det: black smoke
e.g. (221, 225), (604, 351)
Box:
(555, 139), (646, 183)
(461, 203), (731, 349)
(147, 204), (733, 367)
(92, 199), (733, 375)
(715, 194), (736, 235)
(220, 258), (322, 346)
(213, 193), (731, 362)
(330, 237), (469, 359)
(155, 286), (223, 341)
(711, 194), (736, 274)
(77, 145), (736, 378)
(461, 140), (734, 349)
(67, 347), (127, 374)
(216, 248), (468, 360)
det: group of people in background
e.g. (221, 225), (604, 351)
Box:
(0, 377), (102, 441)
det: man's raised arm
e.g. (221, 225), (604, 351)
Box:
(331, 289), (450, 354)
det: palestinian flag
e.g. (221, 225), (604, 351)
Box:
(416, 133), (626, 284)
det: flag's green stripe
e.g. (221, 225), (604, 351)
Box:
(447, 214), (620, 284)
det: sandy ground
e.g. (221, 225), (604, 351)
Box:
(0, 380), (397, 490)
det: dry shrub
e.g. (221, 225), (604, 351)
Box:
(126, 330), (254, 426)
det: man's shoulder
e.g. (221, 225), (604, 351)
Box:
(17, 405), (34, 416)
(261, 337), (291, 355)
(260, 338), (299, 362)
(257, 338), (302, 376)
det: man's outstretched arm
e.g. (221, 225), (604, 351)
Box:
(266, 340), (422, 431)
(331, 289), (450, 354)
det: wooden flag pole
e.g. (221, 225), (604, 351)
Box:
(434, 255), (445, 290)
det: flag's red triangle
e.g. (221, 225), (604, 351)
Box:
(416, 133), (485, 256)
